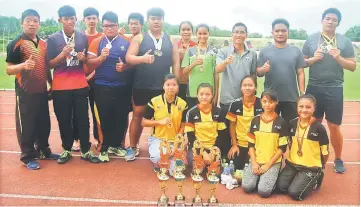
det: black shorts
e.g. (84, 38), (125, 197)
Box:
(132, 88), (163, 106)
(276, 101), (298, 122)
(306, 86), (343, 125)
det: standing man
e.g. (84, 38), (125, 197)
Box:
(47, 5), (100, 164)
(215, 22), (257, 157)
(257, 18), (306, 122)
(6, 9), (59, 170)
(87, 11), (133, 162)
(125, 7), (180, 161)
(303, 8), (356, 174)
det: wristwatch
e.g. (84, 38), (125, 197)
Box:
(300, 91), (306, 96)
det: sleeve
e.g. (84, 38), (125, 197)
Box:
(46, 37), (58, 62)
(184, 110), (195, 133)
(278, 120), (289, 153)
(250, 52), (257, 75)
(256, 49), (266, 67)
(216, 48), (226, 64)
(318, 124), (329, 156)
(342, 39), (355, 58)
(88, 37), (101, 57)
(217, 111), (227, 131)
(302, 39), (311, 57)
(181, 49), (191, 68)
(143, 100), (155, 119)
(225, 102), (237, 122)
(5, 40), (21, 64)
(247, 118), (257, 148)
(296, 48), (307, 69)
(181, 103), (188, 123)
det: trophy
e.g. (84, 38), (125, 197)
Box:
(207, 147), (221, 206)
(191, 140), (205, 206)
(173, 134), (187, 207)
(157, 140), (171, 207)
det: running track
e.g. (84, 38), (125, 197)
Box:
(0, 90), (359, 206)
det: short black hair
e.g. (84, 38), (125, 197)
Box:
(102, 11), (118, 24)
(21, 9), (40, 22)
(147, 7), (165, 19)
(179, 21), (193, 32)
(322, 8), (342, 24)
(163, 74), (179, 85)
(83, 7), (99, 18)
(272, 18), (290, 30)
(197, 83), (214, 95)
(232, 22), (248, 33)
(128, 13), (144, 25)
(261, 89), (278, 102)
(298, 94), (317, 107)
(58, 5), (76, 18)
(196, 23), (210, 33)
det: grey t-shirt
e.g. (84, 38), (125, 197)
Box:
(257, 45), (306, 102)
(216, 46), (257, 105)
(302, 32), (355, 87)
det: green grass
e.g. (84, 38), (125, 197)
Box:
(0, 54), (359, 100)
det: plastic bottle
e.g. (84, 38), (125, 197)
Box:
(223, 163), (230, 175)
(229, 160), (235, 176)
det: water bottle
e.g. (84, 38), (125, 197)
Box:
(223, 163), (230, 175)
(229, 160), (235, 176)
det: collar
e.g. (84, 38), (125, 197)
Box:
(162, 93), (178, 105)
(21, 33), (40, 45)
(232, 44), (249, 55)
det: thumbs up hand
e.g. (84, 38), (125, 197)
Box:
(116, 57), (126, 72)
(23, 55), (35, 71)
(142, 49), (154, 64)
(262, 60), (270, 73)
(77, 49), (86, 61)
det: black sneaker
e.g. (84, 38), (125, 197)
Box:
(57, 150), (72, 164)
(39, 148), (60, 160)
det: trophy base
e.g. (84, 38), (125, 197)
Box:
(208, 198), (219, 206)
(174, 196), (186, 207)
(157, 197), (169, 207)
(192, 197), (203, 206)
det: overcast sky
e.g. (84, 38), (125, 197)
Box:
(0, 0), (359, 35)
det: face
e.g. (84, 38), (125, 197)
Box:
(163, 78), (179, 96)
(59, 16), (77, 32)
(322, 13), (338, 33)
(232, 26), (247, 45)
(22, 16), (40, 36)
(197, 87), (213, 105)
(148, 16), (163, 32)
(102, 20), (119, 37)
(297, 98), (315, 120)
(272, 23), (288, 43)
(84, 15), (99, 29)
(241, 78), (256, 97)
(196, 27), (209, 44)
(128, 19), (142, 35)
(180, 23), (192, 41)
(261, 96), (277, 113)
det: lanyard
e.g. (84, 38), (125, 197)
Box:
(105, 35), (118, 49)
(62, 30), (75, 46)
(296, 120), (311, 157)
(148, 30), (164, 50)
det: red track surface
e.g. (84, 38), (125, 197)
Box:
(0, 91), (359, 206)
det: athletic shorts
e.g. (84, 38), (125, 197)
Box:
(132, 88), (163, 106)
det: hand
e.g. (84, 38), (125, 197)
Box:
(252, 162), (260, 175)
(76, 49), (86, 61)
(178, 47), (186, 54)
(118, 27), (126, 35)
(328, 48), (341, 59)
(313, 48), (324, 61)
(23, 55), (35, 71)
(116, 58), (126, 72)
(224, 55), (234, 64)
(100, 47), (110, 59)
(227, 145), (240, 160)
(61, 46), (73, 58)
(261, 60), (270, 73)
(142, 49), (154, 64)
(259, 163), (271, 174)
(193, 57), (204, 66)
(158, 117), (171, 126)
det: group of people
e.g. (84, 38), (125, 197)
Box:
(5, 5), (356, 201)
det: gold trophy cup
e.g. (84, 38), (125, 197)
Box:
(191, 140), (205, 206)
(207, 146), (221, 206)
(173, 134), (187, 207)
(157, 140), (171, 207)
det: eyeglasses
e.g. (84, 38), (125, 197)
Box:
(102, 24), (118, 29)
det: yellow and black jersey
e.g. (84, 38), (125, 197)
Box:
(247, 114), (288, 164)
(185, 105), (227, 149)
(144, 94), (188, 142)
(288, 118), (329, 168)
(226, 97), (263, 147)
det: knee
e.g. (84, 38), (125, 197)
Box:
(258, 188), (273, 198)
(276, 180), (289, 193)
(242, 182), (256, 194)
(288, 188), (302, 201)
(327, 122), (340, 131)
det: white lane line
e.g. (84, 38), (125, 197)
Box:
(0, 150), (359, 164)
(0, 193), (358, 207)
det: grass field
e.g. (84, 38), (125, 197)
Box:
(0, 55), (359, 100)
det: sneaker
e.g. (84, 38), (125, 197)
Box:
(135, 143), (140, 156)
(57, 150), (72, 164)
(38, 148), (60, 160)
(24, 160), (40, 170)
(153, 166), (160, 173)
(98, 151), (110, 162)
(125, 147), (136, 162)
(108, 147), (126, 157)
(334, 159), (346, 174)
(81, 150), (101, 163)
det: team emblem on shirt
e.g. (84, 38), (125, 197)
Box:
(120, 45), (125, 51)
(194, 115), (199, 120)
(236, 109), (241, 112)
(274, 125), (281, 129)
(310, 132), (318, 136)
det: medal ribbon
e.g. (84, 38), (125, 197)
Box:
(148, 30), (164, 50)
(105, 35), (118, 48)
(62, 30), (75, 45)
(296, 120), (311, 156)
